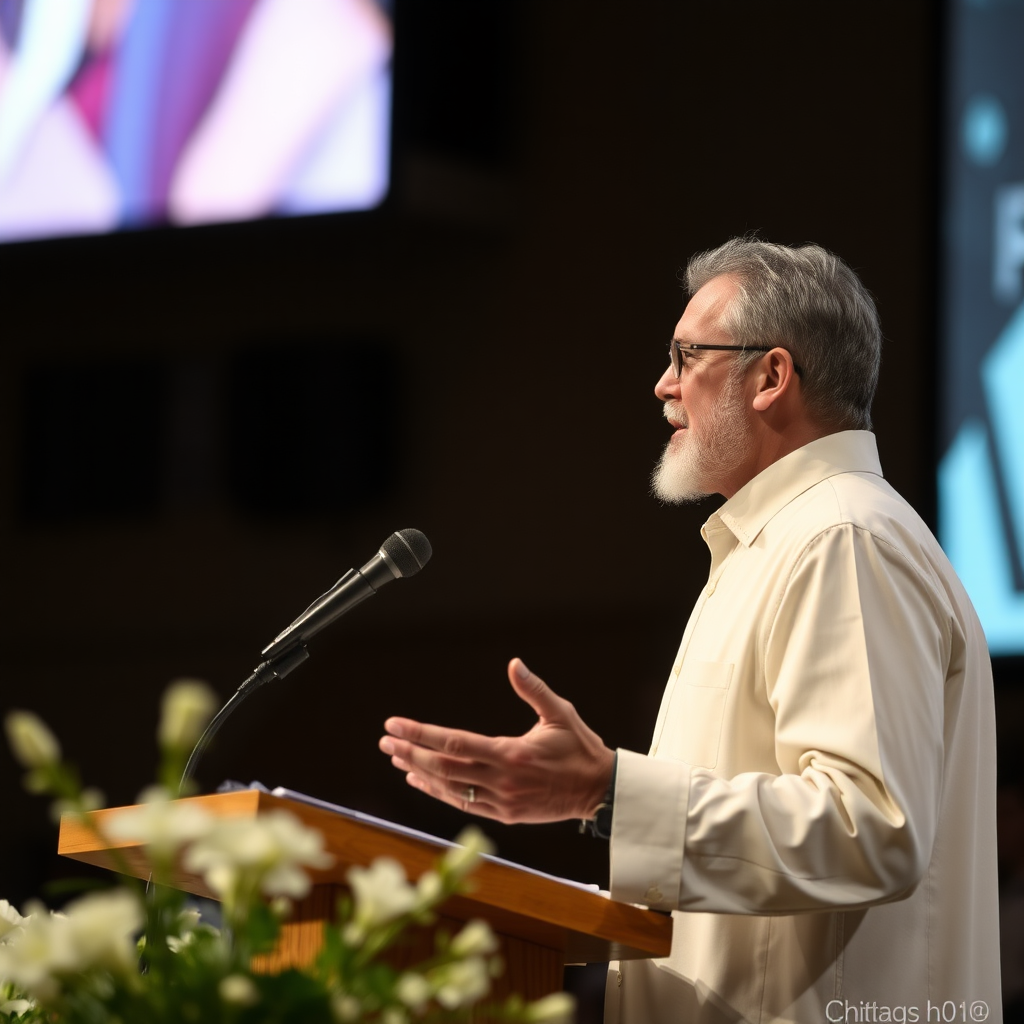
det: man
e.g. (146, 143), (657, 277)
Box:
(379, 239), (1001, 1023)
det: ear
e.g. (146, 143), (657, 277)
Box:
(751, 348), (798, 412)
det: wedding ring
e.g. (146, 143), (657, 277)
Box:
(464, 785), (476, 804)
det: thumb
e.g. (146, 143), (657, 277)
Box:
(506, 658), (569, 722)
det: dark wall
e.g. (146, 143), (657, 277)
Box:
(0, 1), (938, 904)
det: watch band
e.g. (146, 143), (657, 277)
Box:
(580, 751), (617, 840)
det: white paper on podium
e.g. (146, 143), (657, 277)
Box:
(217, 780), (601, 894)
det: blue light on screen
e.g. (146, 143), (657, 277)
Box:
(938, 0), (1024, 656)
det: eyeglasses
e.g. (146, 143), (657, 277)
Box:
(668, 340), (804, 379)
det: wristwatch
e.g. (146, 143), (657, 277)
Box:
(580, 752), (617, 840)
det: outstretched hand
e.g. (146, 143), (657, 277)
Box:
(379, 658), (615, 825)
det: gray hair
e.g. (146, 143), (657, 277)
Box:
(686, 237), (882, 431)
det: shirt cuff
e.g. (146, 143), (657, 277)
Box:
(608, 748), (691, 912)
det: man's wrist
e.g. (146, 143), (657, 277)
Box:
(580, 750), (617, 839)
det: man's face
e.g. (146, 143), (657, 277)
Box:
(651, 274), (757, 502)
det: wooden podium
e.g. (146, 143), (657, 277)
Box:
(58, 790), (671, 1002)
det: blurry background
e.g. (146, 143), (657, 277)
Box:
(0, 0), (1022, 1015)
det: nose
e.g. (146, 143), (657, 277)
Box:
(654, 363), (680, 402)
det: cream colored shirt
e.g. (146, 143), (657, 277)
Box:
(607, 431), (1001, 1024)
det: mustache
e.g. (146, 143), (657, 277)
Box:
(662, 401), (688, 429)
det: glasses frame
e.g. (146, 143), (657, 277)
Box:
(668, 340), (804, 379)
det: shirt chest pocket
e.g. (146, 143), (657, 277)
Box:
(662, 661), (734, 769)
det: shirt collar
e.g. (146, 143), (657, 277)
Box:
(706, 430), (883, 548)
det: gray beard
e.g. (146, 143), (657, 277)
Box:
(650, 373), (750, 504)
(651, 442), (716, 503)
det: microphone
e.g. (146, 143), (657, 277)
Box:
(261, 528), (432, 661)
(179, 528), (432, 792)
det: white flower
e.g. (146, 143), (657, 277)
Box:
(165, 907), (212, 952)
(432, 956), (491, 1010)
(345, 857), (419, 939)
(450, 918), (498, 958)
(0, 903), (78, 1003)
(219, 973), (260, 1006)
(105, 789), (214, 861)
(63, 889), (144, 975)
(415, 870), (442, 904)
(395, 971), (431, 1010)
(177, 907), (202, 933)
(158, 680), (217, 750)
(0, 900), (25, 941)
(4, 712), (61, 769)
(0, 893), (135, 997)
(331, 991), (362, 1022)
(184, 810), (333, 904)
(524, 991), (577, 1023)
(268, 896), (293, 919)
(50, 788), (106, 825)
(442, 827), (494, 881)
(381, 1007), (409, 1024)
(0, 998), (33, 1016)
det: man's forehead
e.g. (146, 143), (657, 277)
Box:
(675, 274), (741, 340)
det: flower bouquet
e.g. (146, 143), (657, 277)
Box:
(0, 681), (574, 1024)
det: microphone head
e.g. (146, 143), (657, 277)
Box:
(382, 529), (432, 578)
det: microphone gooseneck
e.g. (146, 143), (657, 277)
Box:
(178, 529), (432, 794)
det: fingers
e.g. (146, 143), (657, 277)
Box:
(380, 734), (480, 786)
(383, 718), (498, 763)
(403, 770), (503, 821)
(379, 720), (501, 810)
(380, 718), (514, 821)
(506, 657), (571, 722)
(385, 739), (502, 820)
(380, 657), (587, 823)
(382, 658), (562, 759)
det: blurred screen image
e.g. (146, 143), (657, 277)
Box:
(0, 0), (393, 243)
(938, 0), (1024, 656)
